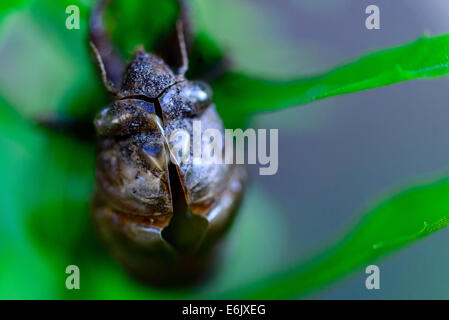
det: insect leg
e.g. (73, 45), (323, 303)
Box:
(176, 20), (189, 76)
(89, 0), (124, 94)
(33, 113), (95, 142)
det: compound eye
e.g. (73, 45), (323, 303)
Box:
(184, 81), (212, 115)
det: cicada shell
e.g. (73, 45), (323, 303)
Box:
(91, 46), (246, 285)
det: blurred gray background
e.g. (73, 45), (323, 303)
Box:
(200, 0), (449, 299)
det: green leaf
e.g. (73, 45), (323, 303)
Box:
(212, 33), (449, 127)
(220, 177), (449, 299)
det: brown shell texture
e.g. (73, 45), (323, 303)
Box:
(92, 50), (246, 286)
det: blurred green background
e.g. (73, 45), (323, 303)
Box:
(1, 0), (449, 299)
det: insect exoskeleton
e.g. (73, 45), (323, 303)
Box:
(91, 49), (246, 286)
